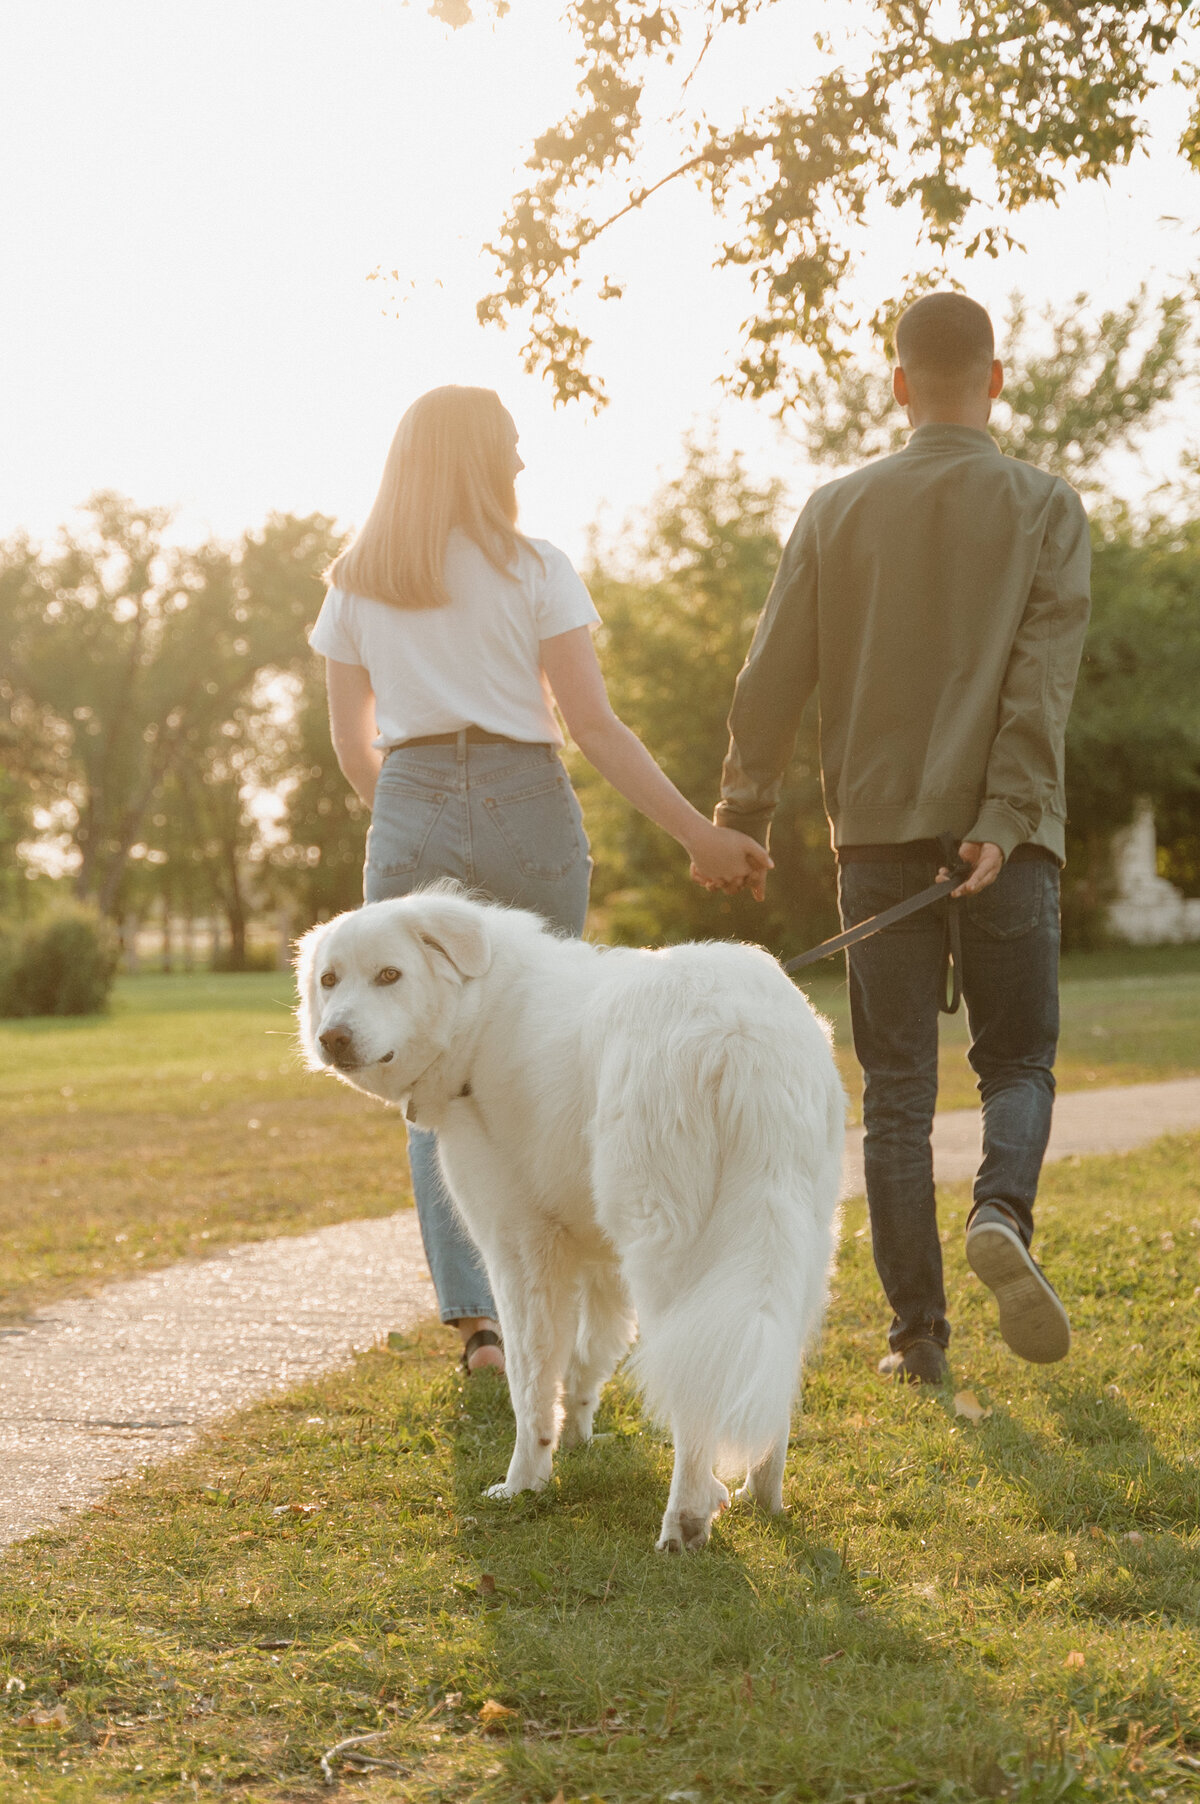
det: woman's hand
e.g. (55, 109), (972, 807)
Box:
(686, 823), (773, 901)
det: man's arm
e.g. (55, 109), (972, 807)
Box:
(965, 482), (1092, 859)
(713, 507), (820, 849)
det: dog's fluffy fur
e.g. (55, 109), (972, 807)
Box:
(296, 889), (843, 1551)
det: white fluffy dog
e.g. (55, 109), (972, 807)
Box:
(296, 888), (843, 1552)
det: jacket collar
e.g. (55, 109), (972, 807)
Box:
(902, 424), (1000, 455)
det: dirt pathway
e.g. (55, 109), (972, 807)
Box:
(2, 1076), (1198, 1547)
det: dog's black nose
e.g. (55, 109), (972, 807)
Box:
(319, 1025), (353, 1062)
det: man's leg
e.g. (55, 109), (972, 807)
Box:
(960, 856), (1070, 1362)
(840, 860), (950, 1375)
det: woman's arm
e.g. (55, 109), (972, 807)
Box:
(539, 626), (772, 898)
(325, 658), (383, 809)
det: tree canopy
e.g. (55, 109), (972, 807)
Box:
(454, 0), (1198, 407)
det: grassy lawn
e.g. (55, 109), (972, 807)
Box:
(3, 944), (1200, 1320)
(0, 974), (404, 1322)
(1, 1132), (1198, 1801)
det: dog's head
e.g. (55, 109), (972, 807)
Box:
(295, 890), (492, 1106)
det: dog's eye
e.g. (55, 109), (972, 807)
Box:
(319, 971), (338, 989)
(375, 967), (402, 986)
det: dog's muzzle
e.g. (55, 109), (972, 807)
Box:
(317, 1025), (393, 1071)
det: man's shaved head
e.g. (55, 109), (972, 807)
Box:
(893, 293), (995, 388)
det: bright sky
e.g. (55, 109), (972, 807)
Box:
(3, 1), (1199, 567)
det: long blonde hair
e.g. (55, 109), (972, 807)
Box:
(327, 386), (533, 608)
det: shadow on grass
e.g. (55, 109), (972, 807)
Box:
(960, 1378), (1200, 1538)
(443, 1374), (1058, 1804)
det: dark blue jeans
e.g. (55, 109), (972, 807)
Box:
(838, 853), (1060, 1354)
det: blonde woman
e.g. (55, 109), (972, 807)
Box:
(310, 386), (770, 1374)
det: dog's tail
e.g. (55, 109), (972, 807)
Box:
(622, 1044), (843, 1472)
(628, 1225), (828, 1471)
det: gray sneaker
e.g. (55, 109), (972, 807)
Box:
(877, 1338), (949, 1385)
(966, 1204), (1070, 1363)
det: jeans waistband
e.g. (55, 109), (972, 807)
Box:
(388, 726), (551, 751)
(837, 840), (1059, 866)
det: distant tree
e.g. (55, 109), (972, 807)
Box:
(0, 497), (256, 915)
(1064, 512), (1200, 934)
(450, 0), (1198, 406)
(0, 503), (348, 948)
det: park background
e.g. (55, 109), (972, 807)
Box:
(3, 2), (1200, 971)
(3, 5), (1200, 1802)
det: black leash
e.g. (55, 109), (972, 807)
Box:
(783, 833), (972, 1015)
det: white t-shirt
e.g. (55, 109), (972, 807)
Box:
(309, 529), (599, 748)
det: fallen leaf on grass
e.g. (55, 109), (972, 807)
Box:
(1064, 1650), (1086, 1670)
(4, 1677), (25, 1694)
(953, 1390), (993, 1423)
(820, 1650), (846, 1665)
(16, 1704), (69, 1730)
(270, 1501), (320, 1518)
(479, 1699), (519, 1731)
(479, 1573), (496, 1596)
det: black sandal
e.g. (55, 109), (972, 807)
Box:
(460, 1328), (504, 1373)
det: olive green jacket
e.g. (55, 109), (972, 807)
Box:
(714, 425), (1091, 863)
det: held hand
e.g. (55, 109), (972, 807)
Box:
(687, 825), (773, 901)
(940, 840), (1004, 897)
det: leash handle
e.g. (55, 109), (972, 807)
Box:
(937, 832), (964, 1016)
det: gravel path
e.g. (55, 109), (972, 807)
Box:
(2, 1076), (1198, 1547)
(0, 1213), (434, 1547)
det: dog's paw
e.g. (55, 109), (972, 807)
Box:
(655, 1510), (711, 1554)
(483, 1474), (547, 1501)
(655, 1478), (729, 1552)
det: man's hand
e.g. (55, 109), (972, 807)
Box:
(687, 825), (773, 901)
(942, 840), (1004, 897)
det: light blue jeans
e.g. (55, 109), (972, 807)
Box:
(364, 734), (592, 1322)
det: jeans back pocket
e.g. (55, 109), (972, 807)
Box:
(483, 770), (587, 880)
(367, 781), (448, 882)
(965, 860), (1051, 940)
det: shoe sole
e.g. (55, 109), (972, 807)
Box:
(966, 1222), (1070, 1363)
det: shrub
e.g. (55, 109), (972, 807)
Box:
(0, 906), (117, 1018)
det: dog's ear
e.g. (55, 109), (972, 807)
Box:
(411, 897), (492, 980)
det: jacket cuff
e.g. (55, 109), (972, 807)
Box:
(713, 804), (772, 849)
(964, 804), (1027, 862)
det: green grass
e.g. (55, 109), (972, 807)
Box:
(0, 972), (405, 1322)
(2, 1133), (1199, 1801)
(3, 945), (1200, 1320)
